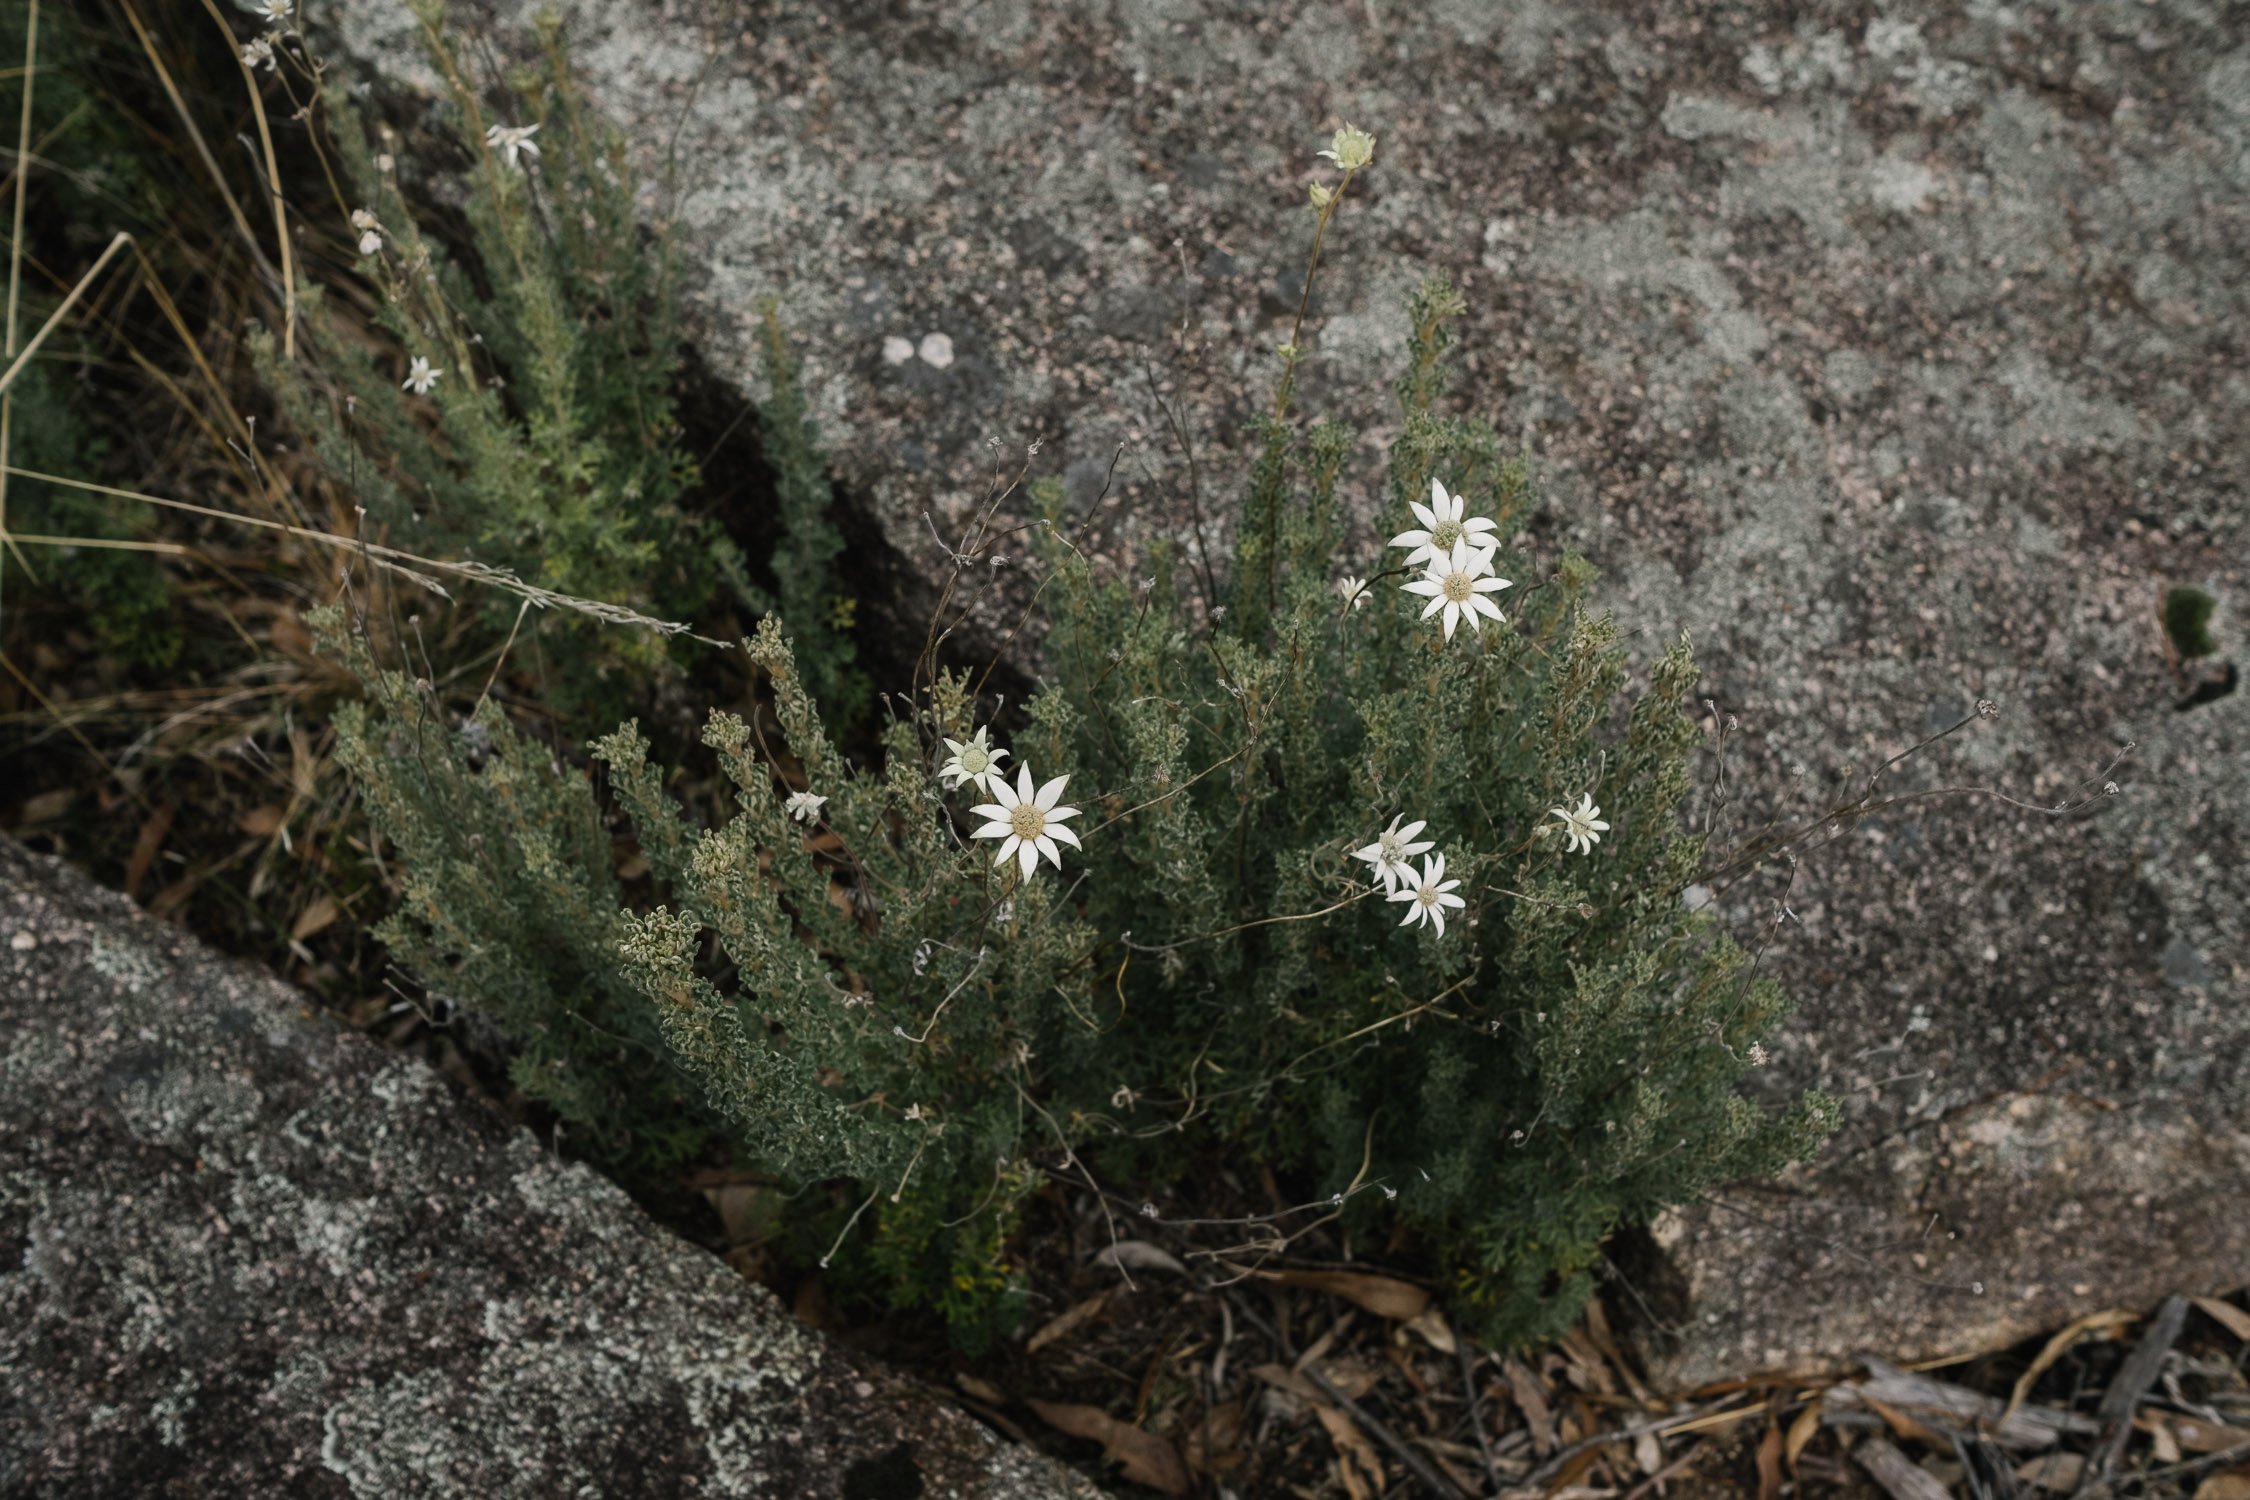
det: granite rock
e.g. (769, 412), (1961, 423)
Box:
(0, 837), (1102, 1498)
(319, 0), (2249, 1385)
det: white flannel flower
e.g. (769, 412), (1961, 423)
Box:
(784, 789), (828, 824)
(1549, 793), (1609, 855)
(240, 34), (277, 70)
(1335, 574), (1369, 612)
(969, 764), (1082, 882)
(938, 726), (1010, 798)
(1403, 540), (1512, 640)
(1390, 478), (1499, 570)
(401, 356), (443, 395)
(1389, 854), (1465, 938)
(1318, 122), (1375, 171)
(1351, 814), (1434, 893)
(485, 122), (541, 170)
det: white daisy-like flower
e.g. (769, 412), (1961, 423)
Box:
(1351, 814), (1434, 893)
(484, 122), (541, 170)
(1549, 793), (1609, 855)
(784, 789), (828, 824)
(243, 0), (291, 27)
(401, 356), (443, 395)
(1317, 122), (1375, 171)
(1336, 574), (1369, 612)
(969, 764), (1082, 882)
(240, 34), (276, 70)
(1389, 478), (1499, 570)
(1389, 854), (1465, 938)
(938, 726), (1010, 798)
(1403, 540), (1512, 641)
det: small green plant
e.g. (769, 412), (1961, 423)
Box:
(2164, 585), (2217, 662)
(335, 123), (1836, 1347)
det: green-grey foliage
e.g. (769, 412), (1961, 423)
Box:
(335, 271), (1834, 1347)
(320, 606), (706, 1174)
(259, 4), (855, 722)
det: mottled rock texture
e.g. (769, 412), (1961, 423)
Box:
(0, 837), (1102, 1498)
(323, 0), (2248, 1384)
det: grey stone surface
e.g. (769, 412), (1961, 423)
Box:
(322, 0), (2249, 1383)
(0, 837), (1101, 1498)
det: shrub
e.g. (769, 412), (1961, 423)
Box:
(320, 606), (708, 1176)
(333, 125), (1836, 1347)
(256, 2), (857, 720)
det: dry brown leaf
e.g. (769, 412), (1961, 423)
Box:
(2194, 1295), (2250, 1344)
(2170, 1417), (2250, 1455)
(1181, 1399), (1245, 1476)
(238, 803), (287, 837)
(1863, 1394), (1947, 1448)
(1755, 1422), (1783, 1500)
(1026, 1290), (1111, 1356)
(1785, 1400), (1823, 1473)
(2016, 1452), (2085, 1492)
(1505, 1358), (1556, 1455)
(291, 894), (341, 942)
(1252, 1268), (1429, 1320)
(1403, 1303), (1455, 1353)
(2003, 1306), (2138, 1426)
(955, 1372), (1005, 1405)
(148, 871), (202, 920)
(1310, 1401), (1384, 1500)
(2194, 1476), (2250, 1500)
(124, 804), (177, 899)
(1027, 1399), (1191, 1496)
(1091, 1240), (1187, 1277)
(18, 788), (73, 824)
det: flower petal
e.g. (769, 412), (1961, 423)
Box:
(1402, 579), (1443, 597)
(1409, 500), (1437, 531)
(1046, 822), (1082, 849)
(1016, 841), (1039, 881)
(969, 804), (1008, 823)
(1014, 763), (1037, 802)
(1035, 834), (1060, 867)
(1035, 774), (1070, 810)
(1044, 805), (1080, 824)
(972, 821), (1014, 840)
(994, 834), (1020, 864)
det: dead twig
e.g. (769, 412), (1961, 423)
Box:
(2079, 1294), (2189, 1493)
(1224, 1290), (1470, 1499)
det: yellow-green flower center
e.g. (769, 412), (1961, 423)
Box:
(959, 743), (990, 774)
(1443, 570), (1474, 603)
(1010, 804), (1046, 841)
(1431, 519), (1462, 551)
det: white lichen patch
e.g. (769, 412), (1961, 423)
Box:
(88, 933), (169, 995)
(367, 1059), (439, 1111)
